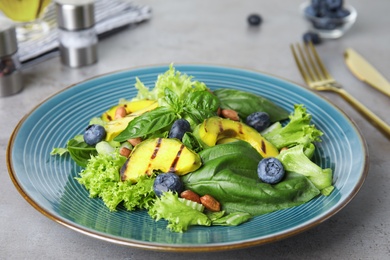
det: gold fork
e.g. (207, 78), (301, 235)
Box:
(291, 42), (390, 139)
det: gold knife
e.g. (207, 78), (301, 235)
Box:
(344, 48), (390, 97)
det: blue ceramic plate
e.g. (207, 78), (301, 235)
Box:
(7, 65), (368, 252)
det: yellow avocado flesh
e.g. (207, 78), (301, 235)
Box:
(120, 138), (202, 183)
(102, 100), (157, 122)
(216, 137), (240, 144)
(104, 103), (158, 141)
(198, 117), (279, 158)
(104, 116), (135, 141)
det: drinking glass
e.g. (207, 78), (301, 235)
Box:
(0, 0), (52, 41)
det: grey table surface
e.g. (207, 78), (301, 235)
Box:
(1, 0), (389, 259)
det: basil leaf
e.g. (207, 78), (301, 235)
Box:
(182, 107), (216, 125)
(50, 147), (68, 156)
(181, 132), (204, 153)
(161, 88), (182, 113)
(181, 90), (220, 125)
(213, 88), (289, 122)
(67, 137), (97, 167)
(184, 90), (220, 112)
(114, 107), (178, 141)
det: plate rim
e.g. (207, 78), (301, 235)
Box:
(6, 63), (370, 252)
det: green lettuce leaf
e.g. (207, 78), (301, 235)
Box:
(263, 104), (323, 149)
(276, 144), (334, 195)
(211, 212), (252, 226)
(148, 191), (211, 232)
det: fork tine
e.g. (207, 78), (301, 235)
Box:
(290, 44), (314, 85)
(302, 43), (324, 81)
(296, 43), (321, 82)
(306, 41), (333, 80)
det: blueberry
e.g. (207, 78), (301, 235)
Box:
(257, 157), (285, 184)
(334, 8), (350, 18)
(325, 0), (343, 11)
(303, 32), (321, 44)
(312, 19), (339, 30)
(309, 0), (349, 19)
(83, 124), (106, 146)
(311, 0), (324, 10)
(168, 119), (191, 140)
(247, 14), (262, 26)
(310, 0), (328, 17)
(305, 6), (318, 17)
(153, 173), (184, 197)
(246, 112), (270, 132)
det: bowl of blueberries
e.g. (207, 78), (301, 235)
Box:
(301, 0), (357, 39)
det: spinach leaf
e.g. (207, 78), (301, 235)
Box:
(213, 88), (289, 122)
(114, 107), (178, 141)
(181, 141), (320, 216)
(198, 140), (262, 162)
(67, 135), (97, 167)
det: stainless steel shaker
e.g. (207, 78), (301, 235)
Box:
(55, 0), (98, 68)
(0, 21), (23, 97)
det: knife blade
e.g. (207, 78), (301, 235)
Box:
(344, 48), (390, 97)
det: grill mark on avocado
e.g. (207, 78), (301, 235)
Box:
(146, 138), (163, 174)
(106, 113), (112, 121)
(169, 144), (185, 172)
(238, 122), (244, 134)
(218, 120), (224, 132)
(120, 159), (130, 181)
(151, 138), (162, 159)
(261, 139), (266, 154)
(204, 118), (210, 132)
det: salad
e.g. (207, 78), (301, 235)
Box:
(51, 65), (334, 233)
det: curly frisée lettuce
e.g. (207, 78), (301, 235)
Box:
(148, 191), (211, 232)
(263, 104), (323, 149)
(133, 64), (208, 103)
(76, 151), (155, 211)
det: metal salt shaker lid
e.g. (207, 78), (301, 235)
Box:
(0, 22), (18, 57)
(55, 0), (95, 30)
(0, 21), (23, 97)
(55, 0), (98, 68)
